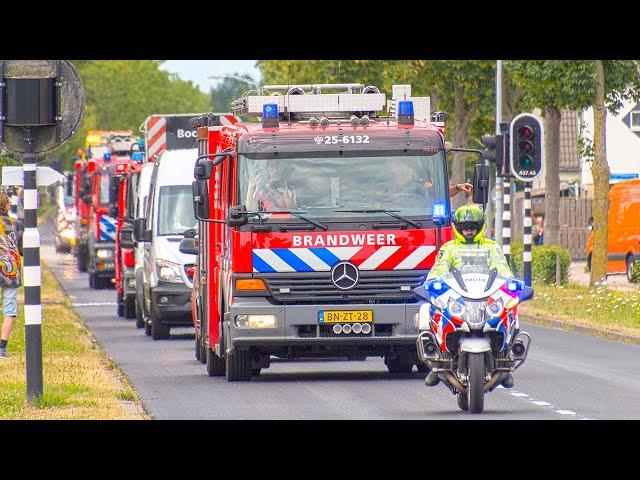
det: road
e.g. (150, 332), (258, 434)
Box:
(41, 222), (640, 419)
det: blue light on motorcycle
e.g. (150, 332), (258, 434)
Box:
(508, 282), (518, 291)
(432, 203), (447, 222)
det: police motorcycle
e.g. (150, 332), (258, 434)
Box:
(414, 250), (533, 414)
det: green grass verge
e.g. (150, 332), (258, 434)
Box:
(0, 263), (145, 420)
(520, 282), (640, 336)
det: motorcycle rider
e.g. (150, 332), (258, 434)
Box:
(424, 204), (515, 388)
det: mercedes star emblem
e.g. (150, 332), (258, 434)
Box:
(331, 261), (359, 290)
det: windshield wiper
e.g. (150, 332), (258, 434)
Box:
(334, 209), (421, 229)
(258, 210), (329, 231)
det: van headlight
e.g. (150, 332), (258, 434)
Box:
(156, 259), (183, 283)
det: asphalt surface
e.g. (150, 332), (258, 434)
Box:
(41, 222), (640, 419)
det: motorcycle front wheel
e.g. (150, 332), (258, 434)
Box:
(468, 352), (485, 414)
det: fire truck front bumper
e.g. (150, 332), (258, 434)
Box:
(151, 282), (192, 325)
(225, 299), (422, 357)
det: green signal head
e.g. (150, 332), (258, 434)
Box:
(519, 155), (533, 169)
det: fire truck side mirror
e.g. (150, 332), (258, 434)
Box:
(471, 164), (490, 208)
(194, 159), (214, 180)
(179, 237), (198, 256)
(192, 180), (210, 220)
(133, 217), (146, 242)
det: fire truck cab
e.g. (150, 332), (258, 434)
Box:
(190, 84), (453, 381)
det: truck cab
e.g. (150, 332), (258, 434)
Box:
(191, 83), (453, 381)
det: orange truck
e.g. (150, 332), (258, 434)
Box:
(586, 179), (640, 281)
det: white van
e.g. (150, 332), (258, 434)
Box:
(137, 148), (198, 339)
(133, 162), (155, 329)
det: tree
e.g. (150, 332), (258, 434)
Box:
(210, 73), (258, 112)
(49, 60), (210, 169)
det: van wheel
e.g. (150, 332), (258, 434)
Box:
(195, 331), (202, 362)
(627, 256), (636, 283)
(150, 303), (170, 340)
(135, 299), (145, 329)
(225, 349), (252, 381)
(124, 296), (136, 319)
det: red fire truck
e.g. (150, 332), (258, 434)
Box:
(111, 143), (145, 318)
(186, 83), (455, 381)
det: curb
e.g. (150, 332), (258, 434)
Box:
(520, 313), (640, 347)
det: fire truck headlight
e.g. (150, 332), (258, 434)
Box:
(235, 314), (277, 329)
(156, 260), (183, 283)
(96, 248), (114, 259)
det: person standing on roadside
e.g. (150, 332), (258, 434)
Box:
(0, 192), (24, 358)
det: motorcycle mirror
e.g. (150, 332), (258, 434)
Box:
(414, 285), (431, 303)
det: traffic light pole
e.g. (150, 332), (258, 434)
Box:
(502, 178), (511, 266)
(494, 60), (503, 243)
(23, 127), (43, 401)
(523, 184), (532, 286)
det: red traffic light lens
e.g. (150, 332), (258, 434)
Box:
(518, 126), (534, 138)
(519, 141), (534, 153)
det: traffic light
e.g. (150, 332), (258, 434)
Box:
(509, 113), (544, 182)
(480, 134), (498, 163)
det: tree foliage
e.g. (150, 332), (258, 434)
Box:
(49, 60), (210, 169)
(210, 73), (258, 112)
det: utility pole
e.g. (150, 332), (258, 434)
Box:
(494, 60), (503, 244)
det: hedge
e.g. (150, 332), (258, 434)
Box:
(632, 260), (640, 284)
(508, 242), (571, 285)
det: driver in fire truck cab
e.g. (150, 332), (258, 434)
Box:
(246, 160), (297, 211)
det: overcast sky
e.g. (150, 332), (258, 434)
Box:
(160, 60), (261, 93)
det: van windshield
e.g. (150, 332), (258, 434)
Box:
(157, 185), (197, 236)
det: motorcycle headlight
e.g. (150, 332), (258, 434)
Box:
(156, 259), (183, 283)
(448, 298), (466, 317)
(486, 299), (504, 317)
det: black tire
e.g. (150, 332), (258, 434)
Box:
(225, 349), (252, 381)
(627, 256), (635, 283)
(416, 363), (429, 373)
(117, 292), (124, 317)
(195, 330), (202, 362)
(586, 254), (592, 272)
(124, 296), (135, 319)
(457, 392), (469, 411)
(385, 355), (414, 374)
(206, 347), (225, 377)
(144, 318), (152, 336)
(468, 353), (485, 414)
(135, 299), (145, 329)
(77, 249), (88, 273)
(252, 368), (261, 376)
(150, 303), (170, 340)
(199, 333), (207, 364)
(88, 273), (95, 289)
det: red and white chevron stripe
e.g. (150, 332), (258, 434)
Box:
(146, 116), (167, 162)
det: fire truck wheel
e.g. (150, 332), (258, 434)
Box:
(225, 349), (252, 381)
(150, 303), (170, 340)
(199, 337), (207, 364)
(124, 297), (136, 319)
(117, 292), (124, 317)
(135, 299), (145, 329)
(206, 348), (225, 376)
(195, 331), (202, 361)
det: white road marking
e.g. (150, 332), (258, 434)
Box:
(555, 410), (577, 415)
(531, 401), (552, 406)
(73, 302), (118, 307)
(510, 392), (529, 397)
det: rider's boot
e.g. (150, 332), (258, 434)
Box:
(425, 370), (440, 387)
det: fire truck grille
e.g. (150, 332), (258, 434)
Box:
(261, 270), (428, 304)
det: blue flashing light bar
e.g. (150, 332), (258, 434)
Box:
(262, 103), (279, 128)
(103, 153), (111, 162)
(132, 151), (145, 162)
(398, 100), (414, 125)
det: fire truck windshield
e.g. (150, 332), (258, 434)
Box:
(157, 185), (198, 236)
(239, 150), (448, 221)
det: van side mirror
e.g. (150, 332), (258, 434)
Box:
(192, 180), (210, 220)
(120, 225), (135, 249)
(228, 204), (249, 227)
(133, 218), (146, 242)
(472, 164), (490, 208)
(183, 228), (197, 239)
(179, 237), (198, 256)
